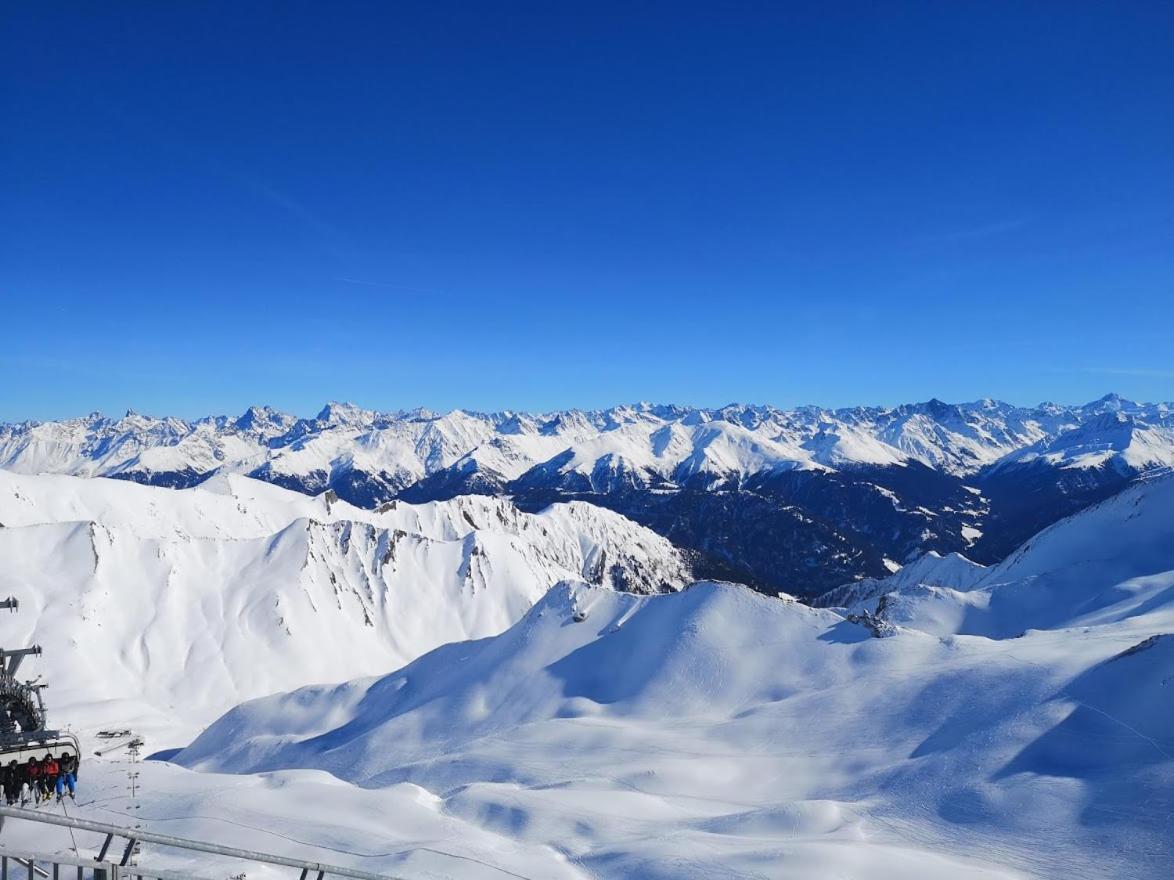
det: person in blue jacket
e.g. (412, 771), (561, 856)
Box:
(56, 751), (78, 801)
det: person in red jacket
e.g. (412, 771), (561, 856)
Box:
(24, 756), (41, 805)
(40, 754), (59, 801)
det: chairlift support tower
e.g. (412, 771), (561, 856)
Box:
(0, 597), (81, 805)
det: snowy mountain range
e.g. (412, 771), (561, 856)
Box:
(6, 395), (1170, 486)
(4, 394), (1171, 595)
(168, 469), (1174, 879)
(5, 403), (1173, 877)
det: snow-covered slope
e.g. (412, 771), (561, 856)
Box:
(175, 573), (1174, 878)
(0, 472), (689, 741)
(813, 549), (988, 610)
(839, 470), (1174, 639)
(163, 467), (1174, 878)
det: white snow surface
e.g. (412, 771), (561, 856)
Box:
(6, 464), (1174, 878)
(0, 471), (689, 742)
(814, 549), (989, 610)
(147, 474), (1174, 879)
(170, 577), (1174, 878)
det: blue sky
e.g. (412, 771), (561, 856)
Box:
(3, 2), (1173, 421)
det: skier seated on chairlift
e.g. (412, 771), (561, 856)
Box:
(40, 753), (59, 801)
(23, 755), (42, 805)
(2, 759), (20, 805)
(56, 751), (77, 801)
(0, 760), (11, 805)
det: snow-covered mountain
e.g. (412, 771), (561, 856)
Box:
(812, 548), (988, 609)
(973, 406), (1174, 559)
(5, 396), (1168, 487)
(991, 410), (1174, 473)
(3, 394), (1170, 595)
(817, 468), (1174, 638)
(8, 409), (1174, 878)
(0, 471), (689, 741)
(173, 468), (1174, 878)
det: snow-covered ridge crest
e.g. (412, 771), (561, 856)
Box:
(0, 472), (690, 740)
(813, 549), (987, 611)
(988, 410), (1174, 473)
(3, 395), (1171, 494)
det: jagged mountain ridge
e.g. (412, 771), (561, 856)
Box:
(6, 395), (1169, 486)
(3, 394), (1171, 595)
(0, 471), (690, 741)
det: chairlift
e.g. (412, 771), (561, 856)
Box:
(93, 735), (143, 758)
(0, 730), (83, 766)
(0, 597), (82, 771)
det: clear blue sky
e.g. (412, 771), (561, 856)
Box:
(3, 2), (1173, 421)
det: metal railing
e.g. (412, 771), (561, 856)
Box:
(0, 846), (207, 880)
(0, 807), (400, 880)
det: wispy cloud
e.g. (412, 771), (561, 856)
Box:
(236, 177), (358, 266)
(248, 181), (344, 241)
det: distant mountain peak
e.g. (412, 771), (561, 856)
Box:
(316, 401), (370, 424)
